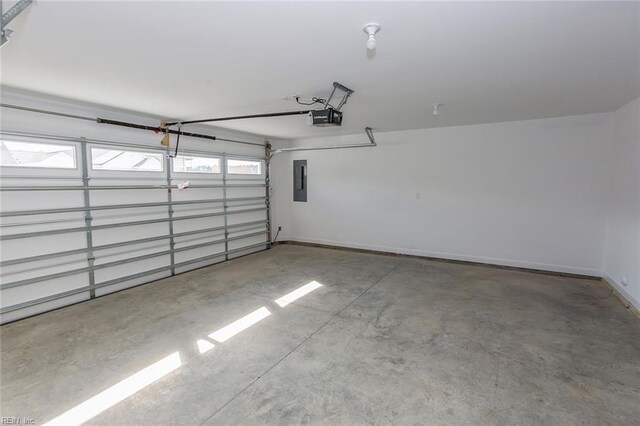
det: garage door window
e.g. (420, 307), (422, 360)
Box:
(227, 159), (262, 175)
(1, 140), (76, 169)
(173, 155), (221, 173)
(91, 147), (163, 172)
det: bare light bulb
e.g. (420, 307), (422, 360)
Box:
(363, 23), (381, 51)
(367, 34), (376, 50)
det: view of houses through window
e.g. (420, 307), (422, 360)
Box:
(0, 141), (76, 169)
(227, 159), (262, 175)
(173, 155), (221, 173)
(90, 147), (163, 172)
(1, 141), (263, 176)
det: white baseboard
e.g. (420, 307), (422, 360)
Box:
(603, 275), (640, 316)
(282, 236), (602, 277)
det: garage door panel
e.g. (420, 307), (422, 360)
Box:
(173, 229), (226, 247)
(92, 223), (170, 246)
(1, 190), (84, 211)
(1, 210), (84, 229)
(228, 226), (268, 239)
(89, 188), (167, 205)
(172, 216), (226, 234)
(227, 209), (267, 226)
(94, 240), (171, 265)
(173, 242), (227, 264)
(229, 233), (268, 249)
(172, 207), (226, 221)
(1, 257), (88, 284)
(171, 187), (224, 202)
(95, 271), (171, 297)
(1, 253), (87, 277)
(172, 204), (225, 217)
(91, 207), (168, 222)
(226, 186), (265, 199)
(1, 273), (89, 307)
(94, 255), (172, 284)
(0, 233), (86, 261)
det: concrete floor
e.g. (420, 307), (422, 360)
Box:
(1, 245), (639, 425)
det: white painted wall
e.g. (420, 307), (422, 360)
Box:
(603, 97), (640, 310)
(271, 113), (612, 276)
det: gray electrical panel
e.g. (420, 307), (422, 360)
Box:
(293, 160), (307, 202)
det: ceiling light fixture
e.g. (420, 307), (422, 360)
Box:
(363, 23), (381, 50)
(432, 103), (442, 118)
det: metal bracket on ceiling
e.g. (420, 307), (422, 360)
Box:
(1, 0), (35, 47)
(269, 127), (377, 159)
(325, 82), (355, 111)
(365, 126), (375, 144)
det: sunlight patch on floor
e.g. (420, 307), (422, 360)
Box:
(196, 339), (215, 354)
(209, 306), (271, 343)
(43, 352), (182, 426)
(275, 281), (323, 307)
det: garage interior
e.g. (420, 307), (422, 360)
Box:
(1, 1), (639, 425)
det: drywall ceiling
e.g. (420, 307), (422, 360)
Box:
(1, 1), (639, 139)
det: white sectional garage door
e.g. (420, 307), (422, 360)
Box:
(0, 131), (269, 323)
